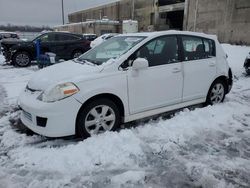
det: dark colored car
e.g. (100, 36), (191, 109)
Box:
(1, 32), (90, 67)
(0, 32), (19, 40)
(82, 34), (97, 41)
(244, 52), (250, 75)
(0, 32), (19, 54)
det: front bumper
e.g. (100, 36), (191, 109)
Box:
(19, 90), (82, 137)
(2, 49), (12, 62)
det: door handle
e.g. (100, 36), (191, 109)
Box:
(172, 68), (181, 73)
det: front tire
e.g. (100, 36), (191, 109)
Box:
(206, 80), (226, 105)
(76, 98), (121, 139)
(13, 51), (31, 67)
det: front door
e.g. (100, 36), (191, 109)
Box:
(127, 35), (183, 114)
(39, 33), (58, 55)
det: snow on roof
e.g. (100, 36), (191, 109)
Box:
(122, 20), (138, 23)
(54, 19), (120, 28)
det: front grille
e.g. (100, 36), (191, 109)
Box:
(23, 110), (32, 122)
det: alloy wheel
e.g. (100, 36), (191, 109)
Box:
(84, 105), (116, 135)
(16, 53), (30, 66)
(210, 83), (225, 104)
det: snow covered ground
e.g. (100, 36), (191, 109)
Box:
(0, 44), (250, 188)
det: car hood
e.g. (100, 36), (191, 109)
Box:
(1, 38), (28, 45)
(27, 60), (103, 91)
(1, 39), (30, 49)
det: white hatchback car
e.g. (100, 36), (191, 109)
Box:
(19, 31), (233, 138)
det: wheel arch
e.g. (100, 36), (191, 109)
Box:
(75, 93), (125, 133)
(12, 49), (34, 60)
(206, 75), (228, 100)
(71, 48), (83, 58)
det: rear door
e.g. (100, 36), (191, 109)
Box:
(181, 35), (217, 101)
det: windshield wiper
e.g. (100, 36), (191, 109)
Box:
(75, 58), (98, 65)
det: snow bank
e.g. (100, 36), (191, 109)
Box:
(11, 130), (144, 174)
(222, 44), (250, 76)
(0, 65), (36, 105)
(0, 55), (5, 65)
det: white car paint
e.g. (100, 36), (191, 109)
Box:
(18, 31), (232, 137)
(90, 33), (118, 48)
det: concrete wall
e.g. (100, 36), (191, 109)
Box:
(68, 2), (120, 23)
(68, 0), (156, 32)
(184, 0), (250, 44)
(133, 0), (156, 31)
(66, 0), (250, 44)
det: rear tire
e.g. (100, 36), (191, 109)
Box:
(76, 98), (121, 139)
(206, 79), (226, 105)
(13, 51), (31, 67)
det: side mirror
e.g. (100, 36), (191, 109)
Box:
(132, 58), (149, 70)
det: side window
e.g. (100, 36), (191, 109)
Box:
(203, 38), (216, 57)
(182, 36), (205, 61)
(182, 36), (216, 61)
(39, 33), (56, 42)
(136, 36), (179, 67)
(57, 34), (79, 41)
(39, 34), (49, 42)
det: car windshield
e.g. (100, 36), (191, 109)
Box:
(78, 36), (146, 65)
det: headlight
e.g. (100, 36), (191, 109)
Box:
(38, 82), (79, 102)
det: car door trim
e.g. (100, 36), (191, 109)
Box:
(124, 97), (205, 122)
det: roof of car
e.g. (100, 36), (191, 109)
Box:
(83, 33), (97, 36)
(0, 31), (18, 35)
(42, 31), (84, 38)
(119, 30), (217, 40)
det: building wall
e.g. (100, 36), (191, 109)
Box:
(66, 0), (250, 44)
(68, 2), (120, 23)
(185, 0), (250, 44)
(133, 0), (156, 31)
(68, 0), (156, 32)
